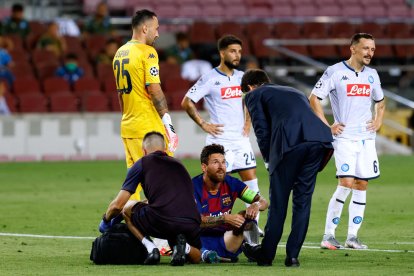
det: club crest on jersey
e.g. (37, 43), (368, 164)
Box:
(346, 84), (370, 97)
(221, 86), (242, 99)
(222, 196), (232, 206)
(368, 75), (374, 83)
(149, 66), (159, 76)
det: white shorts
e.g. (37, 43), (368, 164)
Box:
(206, 136), (256, 173)
(333, 139), (380, 180)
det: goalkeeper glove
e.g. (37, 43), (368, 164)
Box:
(162, 113), (178, 152)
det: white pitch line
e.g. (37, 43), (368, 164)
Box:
(0, 232), (95, 240)
(304, 242), (414, 245)
(0, 232), (413, 253)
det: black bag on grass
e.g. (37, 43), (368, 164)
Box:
(90, 223), (147, 265)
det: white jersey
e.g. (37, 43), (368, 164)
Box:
(311, 61), (384, 140)
(185, 67), (244, 141)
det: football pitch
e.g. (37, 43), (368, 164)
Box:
(0, 155), (413, 275)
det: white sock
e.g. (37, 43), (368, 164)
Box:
(244, 179), (260, 223)
(185, 243), (191, 254)
(141, 237), (157, 253)
(348, 189), (366, 238)
(324, 185), (351, 236)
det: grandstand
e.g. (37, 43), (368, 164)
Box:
(0, 0), (413, 160)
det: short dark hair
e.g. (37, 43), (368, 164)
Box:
(65, 53), (78, 60)
(175, 32), (189, 42)
(132, 9), (157, 29)
(241, 69), (271, 93)
(350, 33), (374, 46)
(12, 4), (24, 12)
(217, 35), (242, 51)
(200, 144), (225, 165)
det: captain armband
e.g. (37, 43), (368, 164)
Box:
(241, 188), (257, 204)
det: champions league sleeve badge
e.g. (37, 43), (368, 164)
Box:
(149, 66), (159, 76)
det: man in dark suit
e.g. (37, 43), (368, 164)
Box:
(241, 69), (333, 267)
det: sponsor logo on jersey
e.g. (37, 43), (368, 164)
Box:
(221, 86), (242, 99)
(148, 53), (155, 59)
(214, 81), (221, 86)
(368, 75), (374, 83)
(341, 163), (349, 172)
(332, 217), (340, 225)
(149, 66), (159, 76)
(346, 84), (371, 97)
(353, 216), (363, 224)
(341, 75), (349, 81)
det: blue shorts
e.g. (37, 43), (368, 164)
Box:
(201, 235), (242, 259)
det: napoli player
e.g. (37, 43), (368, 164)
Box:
(309, 33), (386, 249)
(182, 35), (262, 235)
(192, 144), (268, 263)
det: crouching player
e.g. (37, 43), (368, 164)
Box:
(99, 132), (201, 266)
(193, 144), (268, 263)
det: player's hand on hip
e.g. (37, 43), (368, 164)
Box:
(224, 213), (245, 228)
(366, 119), (380, 132)
(331, 123), (345, 136)
(201, 122), (224, 137)
(162, 113), (178, 152)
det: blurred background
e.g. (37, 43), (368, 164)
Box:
(0, 0), (413, 161)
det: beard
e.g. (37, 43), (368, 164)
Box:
(207, 169), (226, 183)
(224, 59), (239, 70)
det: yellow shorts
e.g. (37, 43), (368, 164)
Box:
(122, 137), (173, 200)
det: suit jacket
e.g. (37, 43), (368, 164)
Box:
(245, 84), (333, 175)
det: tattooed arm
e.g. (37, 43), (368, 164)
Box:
(147, 83), (169, 117)
(201, 214), (245, 229)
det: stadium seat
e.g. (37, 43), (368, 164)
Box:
(387, 5), (411, 18)
(84, 35), (108, 60)
(35, 63), (60, 81)
(216, 22), (245, 39)
(159, 62), (182, 83)
(385, 23), (412, 38)
(81, 93), (110, 112)
(364, 6), (386, 19)
(5, 34), (25, 51)
(96, 63), (114, 82)
(302, 22), (328, 38)
(13, 79), (42, 95)
(245, 22), (272, 38)
(223, 5), (247, 18)
(17, 93), (49, 112)
(317, 5), (341, 17)
(49, 93), (79, 112)
(29, 21), (47, 36)
(341, 6), (365, 19)
(309, 45), (338, 61)
(43, 77), (71, 96)
(294, 5), (318, 17)
(357, 22), (386, 38)
(109, 93), (121, 112)
(273, 22), (301, 38)
(189, 22), (216, 45)
(178, 4), (202, 18)
(153, 5), (179, 18)
(83, 0), (102, 14)
(247, 6), (272, 18)
(103, 78), (117, 96)
(163, 77), (191, 95)
(32, 49), (60, 67)
(330, 22), (357, 38)
(4, 92), (17, 113)
(41, 154), (66, 161)
(11, 63), (36, 80)
(73, 78), (102, 96)
(271, 5), (294, 17)
(250, 35), (281, 60)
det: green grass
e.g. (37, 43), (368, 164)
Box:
(0, 156), (413, 275)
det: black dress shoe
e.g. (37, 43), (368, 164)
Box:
(242, 243), (272, 266)
(144, 248), (160, 265)
(170, 234), (186, 266)
(285, 257), (300, 267)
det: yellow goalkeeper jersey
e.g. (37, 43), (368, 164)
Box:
(113, 40), (165, 138)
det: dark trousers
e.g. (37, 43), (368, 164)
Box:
(261, 142), (326, 261)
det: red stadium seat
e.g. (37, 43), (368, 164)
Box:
(109, 93), (121, 112)
(357, 22), (386, 38)
(81, 93), (110, 112)
(11, 62), (36, 80)
(159, 62), (182, 83)
(84, 35), (108, 60)
(245, 22), (272, 38)
(216, 22), (245, 39)
(273, 22), (301, 38)
(49, 93), (79, 112)
(294, 5), (318, 17)
(153, 5), (179, 19)
(309, 45), (338, 59)
(223, 5), (247, 18)
(384, 23), (412, 38)
(32, 49), (60, 67)
(330, 22), (357, 38)
(250, 35), (281, 59)
(4, 92), (17, 113)
(103, 78), (117, 96)
(35, 63), (60, 81)
(43, 77), (71, 96)
(341, 6), (365, 19)
(17, 93), (49, 112)
(96, 63), (114, 82)
(302, 22), (328, 38)
(13, 78), (42, 95)
(317, 5), (341, 17)
(178, 5), (202, 18)
(189, 22), (216, 45)
(363, 6), (386, 19)
(73, 78), (102, 96)
(271, 5), (294, 17)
